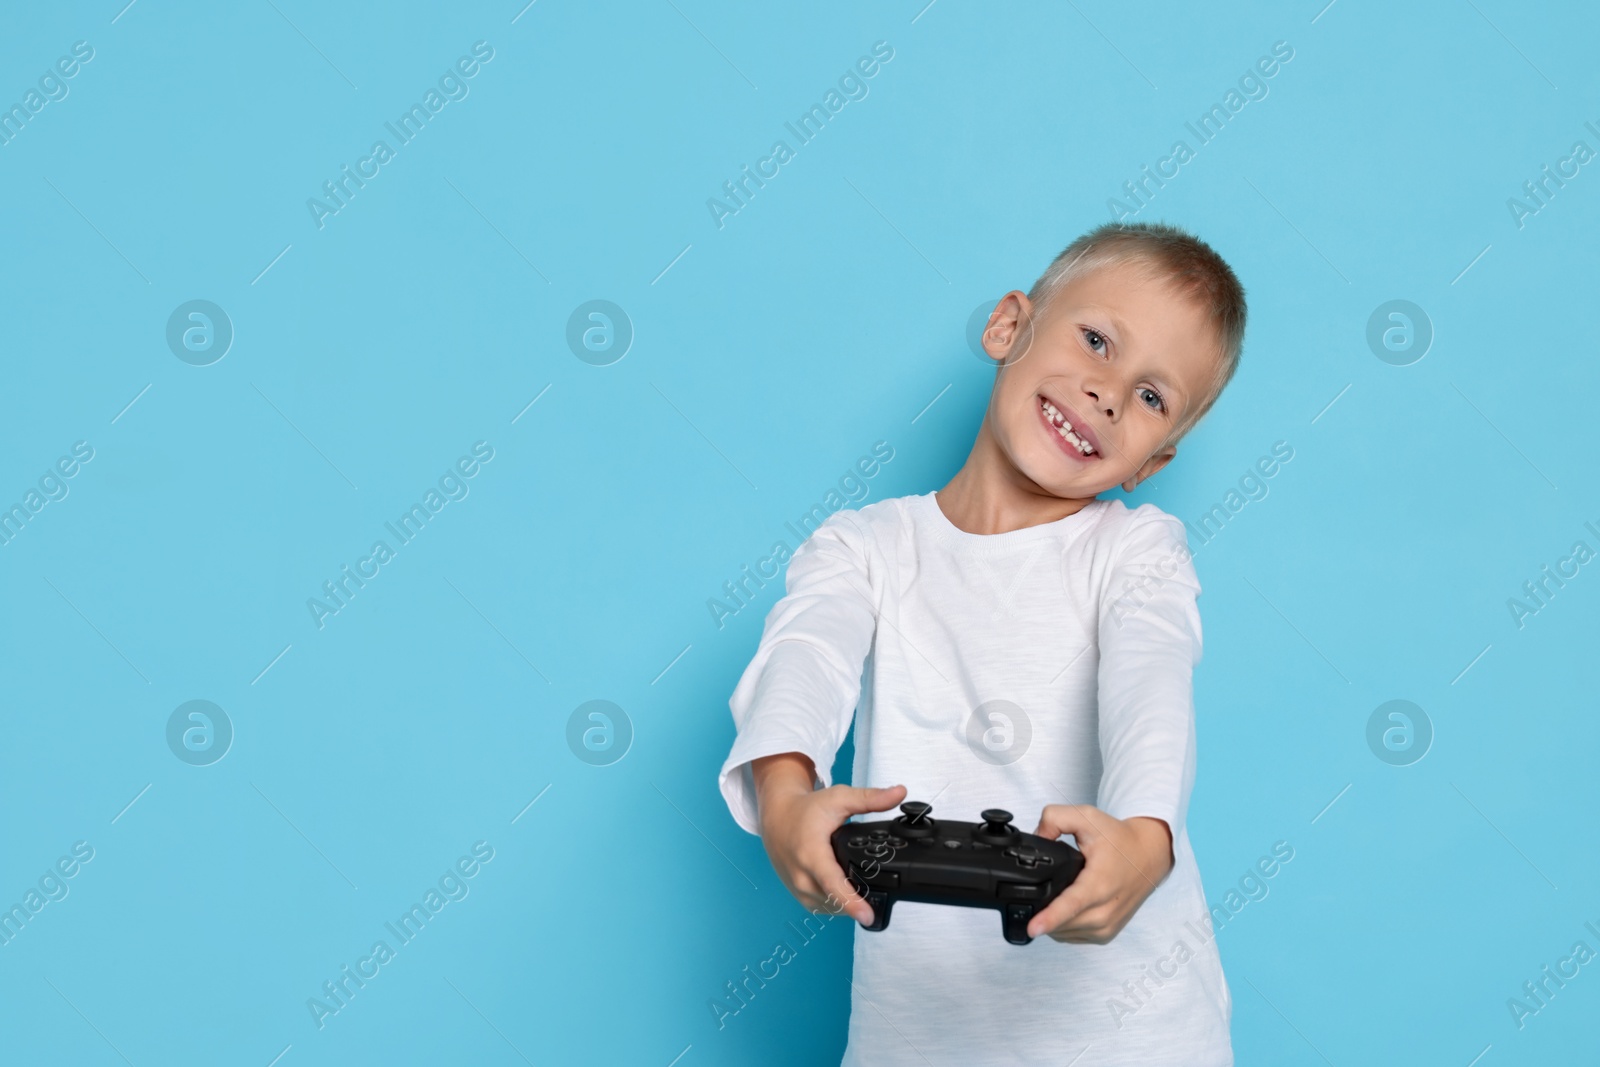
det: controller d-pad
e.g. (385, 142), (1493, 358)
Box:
(1007, 845), (1041, 868)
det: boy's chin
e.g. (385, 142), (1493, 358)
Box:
(1020, 467), (1107, 502)
(1015, 451), (1118, 498)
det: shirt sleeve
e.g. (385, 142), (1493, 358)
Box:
(1093, 509), (1203, 844)
(718, 509), (879, 836)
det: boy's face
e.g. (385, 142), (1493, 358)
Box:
(977, 258), (1223, 498)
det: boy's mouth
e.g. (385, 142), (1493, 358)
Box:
(1038, 395), (1100, 460)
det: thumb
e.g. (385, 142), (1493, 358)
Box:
(1034, 803), (1106, 848)
(834, 783), (907, 817)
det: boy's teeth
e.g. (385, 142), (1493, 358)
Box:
(1040, 398), (1095, 455)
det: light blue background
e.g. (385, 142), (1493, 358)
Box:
(2, 1), (1596, 1063)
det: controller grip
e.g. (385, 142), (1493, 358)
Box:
(861, 889), (894, 931)
(846, 868), (895, 931)
(1001, 903), (1036, 945)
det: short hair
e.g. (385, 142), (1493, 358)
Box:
(1024, 220), (1246, 441)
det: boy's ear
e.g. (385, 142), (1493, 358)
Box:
(1123, 444), (1176, 492)
(981, 291), (1038, 367)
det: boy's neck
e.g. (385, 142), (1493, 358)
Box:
(936, 425), (1099, 536)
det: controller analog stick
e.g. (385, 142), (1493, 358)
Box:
(981, 809), (1013, 830)
(894, 800), (936, 838)
(975, 808), (1019, 845)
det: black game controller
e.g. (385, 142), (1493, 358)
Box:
(831, 801), (1086, 945)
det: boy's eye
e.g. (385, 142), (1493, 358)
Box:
(1139, 387), (1166, 412)
(1081, 327), (1107, 355)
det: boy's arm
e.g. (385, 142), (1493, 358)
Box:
(1092, 510), (1202, 845)
(718, 509), (880, 831)
(1028, 510), (1203, 942)
(718, 510), (906, 921)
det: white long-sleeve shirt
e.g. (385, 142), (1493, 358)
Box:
(719, 491), (1233, 1066)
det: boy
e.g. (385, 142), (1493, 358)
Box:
(719, 221), (1245, 1065)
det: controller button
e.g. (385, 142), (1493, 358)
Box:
(943, 839), (961, 849)
(999, 883), (1042, 900)
(869, 829), (890, 840)
(888, 837), (908, 848)
(848, 836), (866, 848)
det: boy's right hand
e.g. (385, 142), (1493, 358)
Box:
(751, 752), (907, 926)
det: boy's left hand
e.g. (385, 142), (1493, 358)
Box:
(1025, 805), (1173, 944)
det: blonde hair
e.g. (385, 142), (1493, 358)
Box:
(1026, 221), (1246, 440)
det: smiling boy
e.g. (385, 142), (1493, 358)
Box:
(719, 221), (1245, 1065)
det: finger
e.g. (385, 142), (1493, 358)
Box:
(1025, 877), (1110, 940)
(833, 783), (908, 817)
(812, 854), (874, 924)
(1026, 889), (1086, 940)
(787, 869), (836, 914)
(1034, 803), (1101, 845)
(1049, 907), (1125, 945)
(1044, 897), (1119, 937)
(1049, 926), (1112, 945)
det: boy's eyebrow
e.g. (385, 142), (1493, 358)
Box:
(1081, 304), (1132, 345)
(1157, 372), (1189, 409)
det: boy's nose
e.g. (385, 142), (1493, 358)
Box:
(1083, 385), (1116, 419)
